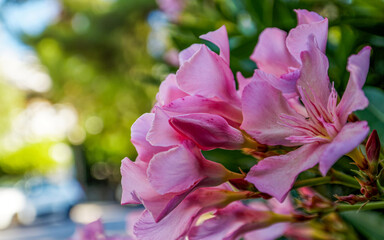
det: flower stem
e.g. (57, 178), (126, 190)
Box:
(293, 169), (360, 189)
(330, 169), (361, 189)
(293, 176), (332, 188)
(337, 201), (384, 211)
(318, 201), (384, 214)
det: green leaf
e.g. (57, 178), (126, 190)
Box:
(341, 211), (384, 240)
(355, 86), (384, 142)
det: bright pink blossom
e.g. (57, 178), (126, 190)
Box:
(149, 28), (252, 149)
(121, 111), (242, 222)
(188, 195), (317, 240)
(242, 36), (371, 201)
(151, 27), (254, 150)
(251, 9), (327, 95)
(133, 185), (252, 240)
(121, 148), (242, 222)
(130, 113), (170, 163)
(157, 26), (243, 127)
(149, 106), (249, 151)
(169, 113), (246, 150)
(188, 201), (287, 240)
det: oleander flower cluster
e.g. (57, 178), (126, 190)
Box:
(121, 9), (373, 240)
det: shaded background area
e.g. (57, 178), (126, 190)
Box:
(0, 0), (384, 239)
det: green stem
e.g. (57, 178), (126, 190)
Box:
(338, 201), (384, 211)
(330, 169), (361, 189)
(320, 201), (384, 214)
(293, 176), (332, 188)
(293, 169), (361, 189)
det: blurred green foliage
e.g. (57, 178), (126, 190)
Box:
(25, 0), (159, 161)
(0, 141), (58, 174)
(342, 211), (384, 240)
(16, 0), (165, 188)
(0, 81), (23, 136)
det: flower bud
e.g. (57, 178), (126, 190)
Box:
(335, 194), (367, 205)
(169, 113), (245, 150)
(347, 147), (368, 171)
(229, 178), (256, 191)
(366, 130), (380, 163)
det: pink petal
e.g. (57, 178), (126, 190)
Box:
(189, 202), (246, 240)
(318, 121), (369, 175)
(155, 184), (235, 222)
(176, 44), (239, 103)
(146, 107), (184, 147)
(169, 113), (244, 150)
(163, 95), (242, 125)
(251, 28), (299, 77)
(298, 35), (331, 107)
(179, 44), (201, 66)
(189, 202), (273, 240)
(236, 72), (253, 96)
(148, 142), (239, 194)
(267, 197), (294, 215)
(134, 208), (199, 240)
(254, 69), (298, 94)
(121, 158), (152, 205)
(147, 144), (205, 194)
(156, 74), (188, 106)
(287, 96), (308, 117)
(336, 46), (371, 124)
(200, 25), (230, 64)
(131, 113), (170, 163)
(121, 158), (214, 222)
(286, 17), (328, 63)
(244, 223), (288, 240)
(241, 80), (302, 146)
(295, 9), (324, 25)
(223, 217), (281, 240)
(134, 187), (238, 240)
(121, 157), (194, 222)
(245, 143), (322, 202)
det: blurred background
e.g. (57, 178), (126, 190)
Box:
(0, 0), (383, 239)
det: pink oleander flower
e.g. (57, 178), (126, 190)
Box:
(133, 184), (254, 240)
(188, 198), (293, 240)
(70, 219), (132, 240)
(121, 111), (242, 222)
(169, 113), (249, 150)
(153, 27), (267, 151)
(188, 194), (326, 240)
(242, 35), (371, 201)
(249, 9), (328, 95)
(156, 26), (243, 127)
(150, 106), (249, 151)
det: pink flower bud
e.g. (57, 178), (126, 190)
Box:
(366, 130), (381, 163)
(169, 113), (245, 150)
(335, 194), (367, 205)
